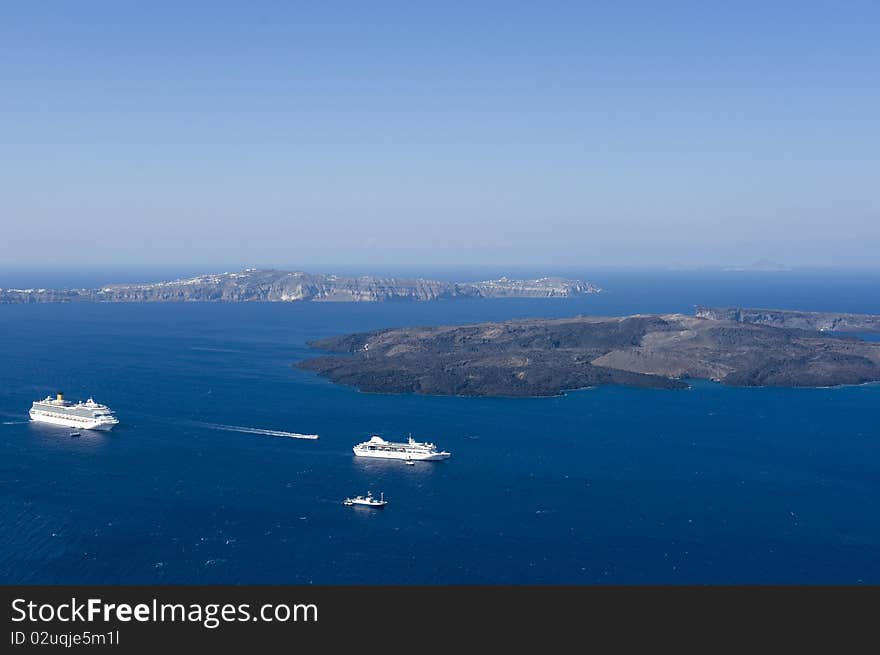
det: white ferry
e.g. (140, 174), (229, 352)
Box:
(29, 392), (119, 431)
(343, 491), (387, 507)
(353, 434), (451, 461)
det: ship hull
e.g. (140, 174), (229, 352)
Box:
(29, 411), (117, 431)
(353, 448), (450, 461)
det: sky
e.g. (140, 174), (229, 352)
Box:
(1, 1), (878, 270)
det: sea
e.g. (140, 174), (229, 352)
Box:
(1, 268), (878, 584)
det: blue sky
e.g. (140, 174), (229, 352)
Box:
(2, 2), (878, 269)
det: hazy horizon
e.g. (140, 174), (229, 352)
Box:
(4, 263), (880, 293)
(2, 3), (878, 269)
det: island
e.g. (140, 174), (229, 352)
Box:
(297, 313), (880, 396)
(0, 269), (600, 304)
(696, 307), (880, 334)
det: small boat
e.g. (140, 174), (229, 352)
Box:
(343, 491), (387, 508)
(69, 432), (81, 438)
(404, 457), (415, 466)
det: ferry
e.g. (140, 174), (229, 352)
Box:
(353, 434), (451, 461)
(29, 392), (119, 431)
(343, 491), (387, 507)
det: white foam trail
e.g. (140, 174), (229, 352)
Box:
(2, 420), (26, 425)
(201, 423), (319, 440)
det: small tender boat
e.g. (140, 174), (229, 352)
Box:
(404, 457), (415, 466)
(69, 432), (81, 438)
(343, 491), (387, 507)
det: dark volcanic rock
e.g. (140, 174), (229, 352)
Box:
(297, 314), (880, 397)
(696, 306), (880, 334)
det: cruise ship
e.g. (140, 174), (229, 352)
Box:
(353, 435), (451, 461)
(29, 392), (119, 431)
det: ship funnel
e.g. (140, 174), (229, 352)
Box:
(56, 392), (64, 402)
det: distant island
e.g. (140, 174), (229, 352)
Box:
(720, 258), (792, 272)
(298, 311), (880, 396)
(696, 307), (880, 334)
(0, 269), (600, 304)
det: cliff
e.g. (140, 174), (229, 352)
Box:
(0, 269), (601, 304)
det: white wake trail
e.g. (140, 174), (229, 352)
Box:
(200, 423), (319, 440)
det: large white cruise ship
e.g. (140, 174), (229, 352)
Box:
(29, 392), (119, 431)
(353, 435), (451, 461)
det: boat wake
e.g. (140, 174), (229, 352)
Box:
(199, 423), (319, 440)
(2, 420), (27, 425)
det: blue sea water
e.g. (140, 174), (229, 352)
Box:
(0, 270), (878, 584)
